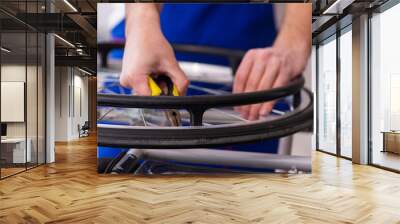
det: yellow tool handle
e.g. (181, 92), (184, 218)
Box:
(148, 76), (179, 96)
(148, 76), (162, 96)
(171, 85), (179, 96)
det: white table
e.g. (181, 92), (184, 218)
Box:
(1, 138), (31, 163)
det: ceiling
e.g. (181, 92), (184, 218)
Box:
(0, 0), (98, 72)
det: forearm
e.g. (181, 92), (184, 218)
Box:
(273, 4), (312, 71)
(125, 3), (163, 37)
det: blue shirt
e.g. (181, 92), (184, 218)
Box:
(160, 3), (277, 65)
(112, 4), (277, 65)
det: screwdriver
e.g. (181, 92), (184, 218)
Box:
(148, 75), (181, 126)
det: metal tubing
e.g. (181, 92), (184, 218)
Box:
(141, 148), (311, 172)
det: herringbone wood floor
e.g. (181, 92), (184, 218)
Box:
(1, 135), (400, 224)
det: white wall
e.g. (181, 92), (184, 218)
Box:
(71, 73), (89, 138)
(54, 67), (89, 141)
(54, 66), (69, 141)
(1, 65), (26, 139)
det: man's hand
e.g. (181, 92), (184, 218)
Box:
(120, 4), (189, 96)
(233, 47), (303, 120)
(233, 4), (311, 121)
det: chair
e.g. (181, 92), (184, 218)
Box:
(79, 121), (90, 138)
